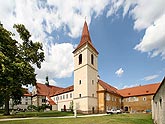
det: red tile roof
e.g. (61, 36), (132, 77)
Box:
(98, 80), (121, 96)
(36, 83), (63, 96)
(46, 96), (56, 105)
(73, 21), (98, 54)
(54, 85), (74, 96)
(118, 83), (161, 97)
(23, 88), (32, 97)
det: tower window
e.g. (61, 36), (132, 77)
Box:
(91, 54), (94, 65)
(92, 80), (94, 85)
(92, 94), (94, 97)
(79, 54), (82, 65)
(79, 94), (81, 98)
(79, 80), (81, 85)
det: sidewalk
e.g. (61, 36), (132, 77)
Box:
(0, 114), (107, 122)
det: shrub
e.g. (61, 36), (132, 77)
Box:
(27, 105), (37, 111)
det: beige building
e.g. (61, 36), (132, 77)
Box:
(7, 88), (32, 110)
(51, 85), (74, 111)
(152, 77), (165, 124)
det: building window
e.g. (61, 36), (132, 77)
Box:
(56, 96), (59, 101)
(143, 97), (146, 101)
(60, 96), (62, 100)
(79, 94), (81, 98)
(70, 93), (72, 98)
(92, 80), (94, 85)
(25, 102), (28, 105)
(63, 95), (65, 99)
(133, 97), (138, 101)
(92, 94), (94, 97)
(160, 97), (162, 108)
(126, 98), (130, 102)
(79, 54), (82, 65)
(79, 80), (81, 85)
(66, 94), (68, 99)
(91, 54), (94, 65)
(106, 94), (110, 101)
(42, 98), (46, 102)
(119, 98), (121, 103)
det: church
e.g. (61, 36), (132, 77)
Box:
(51, 21), (122, 114)
(32, 21), (161, 114)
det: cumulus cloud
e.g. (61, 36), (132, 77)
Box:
(134, 15), (165, 59)
(144, 75), (159, 81)
(35, 43), (74, 80)
(115, 68), (124, 77)
(106, 0), (165, 59)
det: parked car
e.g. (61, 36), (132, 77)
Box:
(106, 109), (122, 114)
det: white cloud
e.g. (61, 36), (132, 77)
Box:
(106, 0), (124, 17)
(122, 84), (138, 89)
(106, 0), (165, 59)
(36, 78), (58, 86)
(35, 43), (74, 79)
(144, 75), (159, 81)
(134, 14), (165, 59)
(115, 68), (124, 77)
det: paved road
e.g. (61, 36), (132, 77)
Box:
(0, 114), (107, 122)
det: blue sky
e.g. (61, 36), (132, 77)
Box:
(0, 0), (165, 89)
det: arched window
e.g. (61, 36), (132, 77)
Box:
(79, 54), (82, 65)
(91, 54), (94, 65)
(79, 80), (81, 85)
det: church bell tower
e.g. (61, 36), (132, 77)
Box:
(73, 21), (99, 114)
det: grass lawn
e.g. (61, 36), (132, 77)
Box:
(0, 113), (152, 124)
(0, 111), (74, 119)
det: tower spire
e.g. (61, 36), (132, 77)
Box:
(80, 20), (91, 44)
(73, 21), (98, 54)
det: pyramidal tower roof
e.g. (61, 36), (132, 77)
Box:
(73, 21), (98, 54)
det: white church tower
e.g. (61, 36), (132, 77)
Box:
(73, 21), (99, 114)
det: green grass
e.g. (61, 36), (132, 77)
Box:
(0, 113), (152, 124)
(0, 111), (74, 119)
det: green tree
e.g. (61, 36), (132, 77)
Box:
(0, 23), (44, 115)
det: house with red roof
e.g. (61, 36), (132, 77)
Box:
(32, 83), (63, 107)
(118, 83), (161, 113)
